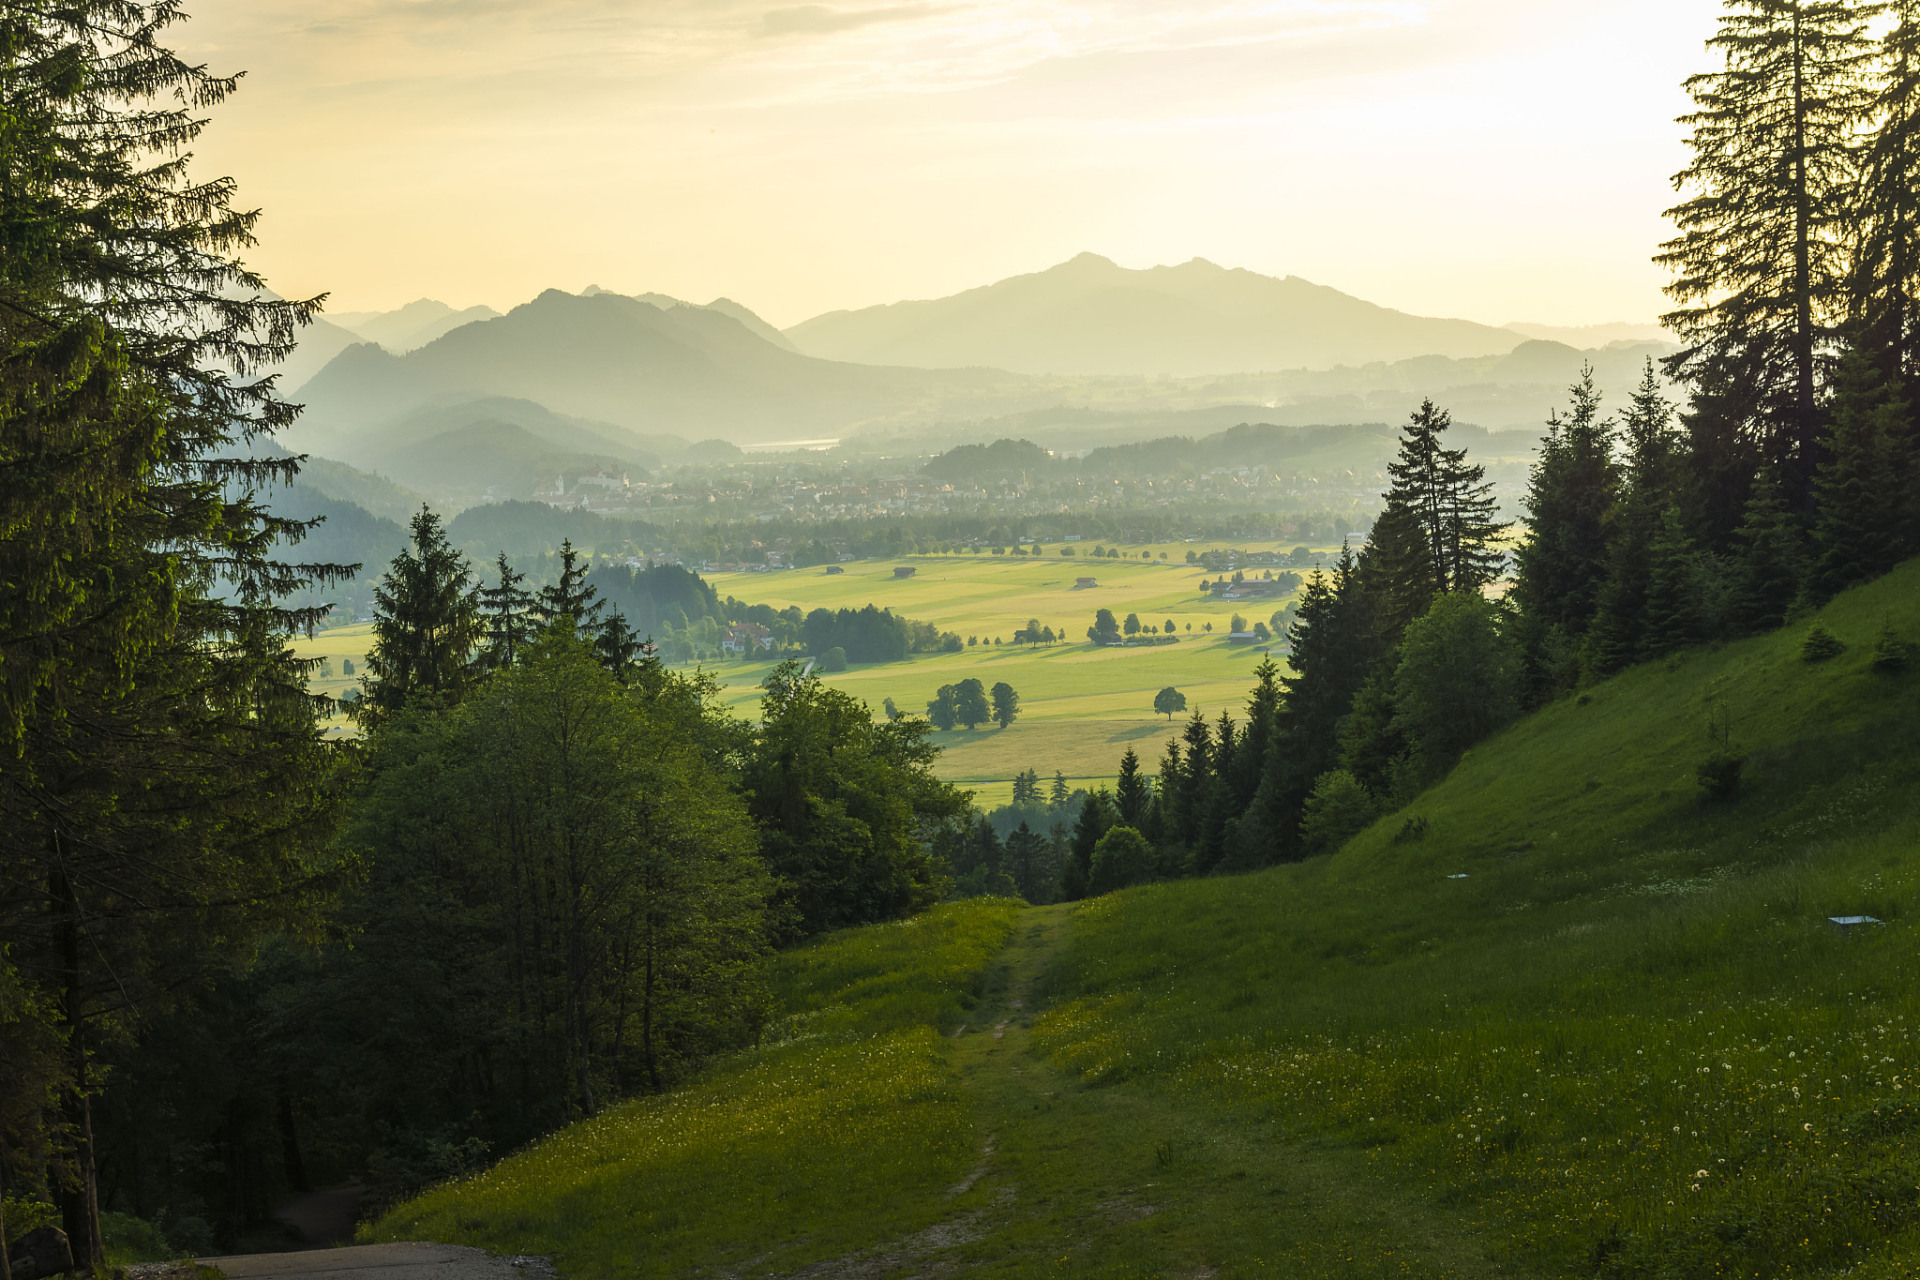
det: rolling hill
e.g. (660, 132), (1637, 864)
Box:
(785, 253), (1526, 376)
(362, 560), (1920, 1277)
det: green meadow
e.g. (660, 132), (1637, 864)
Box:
(706, 548), (1312, 804)
(368, 561), (1920, 1277)
(298, 547), (1318, 802)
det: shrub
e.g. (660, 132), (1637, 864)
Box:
(1393, 816), (1430, 845)
(1696, 750), (1746, 800)
(1299, 770), (1377, 855)
(1871, 625), (1911, 676)
(1800, 623), (1846, 663)
(1089, 826), (1153, 895)
(821, 646), (848, 672)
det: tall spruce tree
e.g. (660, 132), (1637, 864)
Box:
(1176, 711), (1213, 847)
(1659, 0), (1878, 521)
(480, 552), (536, 670)
(1810, 343), (1918, 598)
(1854, 3), (1920, 404)
(1364, 400), (1505, 639)
(1584, 366), (1684, 678)
(537, 540), (607, 635)
(1115, 748), (1152, 828)
(1511, 367), (1621, 701)
(0, 4), (350, 1263)
(359, 509), (485, 727)
(1726, 473), (1810, 633)
(1643, 508), (1712, 656)
(1267, 547), (1385, 860)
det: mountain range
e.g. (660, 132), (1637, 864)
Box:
(275, 257), (1673, 504)
(783, 254), (1526, 376)
(283, 289), (1034, 462)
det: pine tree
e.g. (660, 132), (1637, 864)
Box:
(1660, 0), (1878, 519)
(1337, 673), (1404, 800)
(480, 552), (536, 669)
(1232, 658), (1282, 809)
(1068, 790), (1117, 894)
(1156, 738), (1185, 843)
(1623, 359), (1685, 495)
(594, 611), (651, 681)
(0, 5), (351, 1261)
(1115, 749), (1152, 828)
(1644, 508), (1712, 656)
(1726, 473), (1809, 634)
(1853, 3), (1920, 406)
(1809, 344), (1917, 599)
(1176, 711), (1213, 846)
(537, 540), (607, 634)
(1511, 366), (1621, 671)
(1584, 366), (1684, 679)
(1050, 771), (1071, 808)
(360, 509), (485, 727)
(1364, 400), (1506, 638)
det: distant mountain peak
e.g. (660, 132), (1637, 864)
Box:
(785, 255), (1521, 376)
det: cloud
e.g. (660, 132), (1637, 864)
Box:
(761, 4), (933, 38)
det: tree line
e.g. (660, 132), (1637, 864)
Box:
(0, 5), (970, 1255)
(1059, 0), (1920, 894)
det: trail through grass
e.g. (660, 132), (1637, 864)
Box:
(369, 901), (1528, 1278)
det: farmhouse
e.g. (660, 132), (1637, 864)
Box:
(1228, 631), (1262, 646)
(894, 566), (917, 579)
(721, 623), (776, 656)
(1075, 577), (1098, 589)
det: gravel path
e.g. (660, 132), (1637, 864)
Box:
(190, 1243), (555, 1280)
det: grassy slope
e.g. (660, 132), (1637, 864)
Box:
(371, 562), (1920, 1277)
(365, 901), (1023, 1276)
(1038, 558), (1920, 1276)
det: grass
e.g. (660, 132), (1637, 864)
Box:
(297, 549), (1314, 800)
(359, 561), (1920, 1276)
(706, 548), (1316, 803)
(363, 901), (1023, 1278)
(1033, 558), (1920, 1275)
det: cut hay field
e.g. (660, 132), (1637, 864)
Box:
(704, 549), (1318, 804)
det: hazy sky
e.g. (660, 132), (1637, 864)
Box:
(185, 0), (1725, 329)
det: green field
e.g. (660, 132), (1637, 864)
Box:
(708, 549), (1311, 804)
(296, 548), (1318, 803)
(367, 561), (1920, 1277)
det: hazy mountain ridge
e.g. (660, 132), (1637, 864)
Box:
(785, 253), (1528, 376)
(331, 299), (505, 354)
(288, 288), (1038, 461)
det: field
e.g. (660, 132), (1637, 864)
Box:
(295, 545), (1324, 803)
(367, 560), (1920, 1277)
(707, 547), (1318, 803)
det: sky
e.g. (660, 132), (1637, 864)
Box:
(184, 0), (1727, 330)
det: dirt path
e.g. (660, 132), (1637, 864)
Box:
(186, 1244), (554, 1280)
(782, 904), (1530, 1278)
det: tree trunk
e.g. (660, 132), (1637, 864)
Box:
(276, 1090), (310, 1194)
(2, 1147), (13, 1280)
(1792, 3), (1818, 503)
(53, 864), (103, 1275)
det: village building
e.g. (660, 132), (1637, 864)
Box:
(721, 622), (776, 656)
